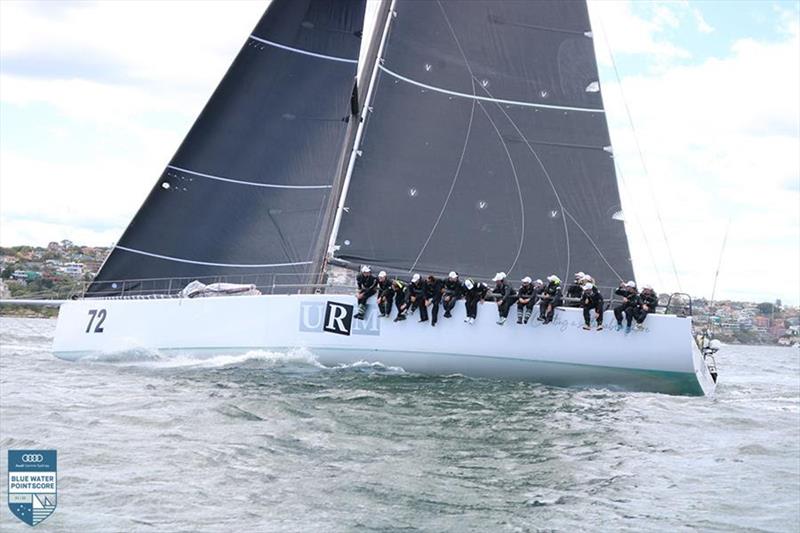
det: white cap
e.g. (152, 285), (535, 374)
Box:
(643, 284), (653, 290)
(378, 271), (387, 278)
(448, 271), (458, 279)
(575, 271), (585, 278)
(583, 283), (594, 290)
(411, 273), (421, 283)
(626, 280), (636, 288)
(464, 279), (474, 290)
(492, 272), (507, 282)
(360, 265), (371, 273)
(534, 279), (543, 285)
(521, 276), (532, 284)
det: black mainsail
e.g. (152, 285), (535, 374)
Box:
(333, 0), (634, 289)
(87, 0), (366, 296)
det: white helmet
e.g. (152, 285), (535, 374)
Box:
(448, 271), (458, 280)
(521, 276), (532, 284)
(625, 280), (636, 288)
(492, 272), (507, 282)
(643, 284), (653, 291)
(547, 275), (561, 284)
(464, 279), (475, 290)
(583, 283), (594, 291)
(534, 279), (543, 285)
(378, 271), (387, 279)
(360, 265), (371, 274)
(574, 271), (585, 279)
(411, 273), (421, 283)
(581, 274), (593, 281)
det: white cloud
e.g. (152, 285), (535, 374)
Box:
(591, 4), (800, 304)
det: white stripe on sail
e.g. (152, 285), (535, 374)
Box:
(379, 65), (604, 113)
(166, 166), (331, 190)
(249, 35), (358, 64)
(115, 246), (312, 268)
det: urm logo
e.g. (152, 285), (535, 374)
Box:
(299, 301), (379, 336)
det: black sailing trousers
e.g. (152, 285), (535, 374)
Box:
(465, 297), (480, 319)
(583, 303), (604, 326)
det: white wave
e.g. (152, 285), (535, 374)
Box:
(76, 347), (324, 369)
(327, 359), (407, 374)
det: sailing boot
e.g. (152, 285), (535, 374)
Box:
(523, 309), (531, 324)
(497, 316), (506, 325)
(516, 308), (523, 324)
(582, 324), (591, 330)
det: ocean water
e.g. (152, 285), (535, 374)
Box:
(0, 317), (798, 532)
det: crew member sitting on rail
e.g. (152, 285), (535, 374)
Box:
(613, 280), (638, 331)
(581, 283), (604, 331)
(491, 272), (516, 325)
(538, 275), (563, 324)
(425, 274), (444, 326)
(376, 271), (393, 318)
(392, 279), (409, 321)
(408, 274), (428, 323)
(355, 265), (377, 320)
(516, 277), (536, 324)
(633, 285), (658, 328)
(566, 272), (586, 307)
(463, 278), (488, 324)
(442, 271), (462, 318)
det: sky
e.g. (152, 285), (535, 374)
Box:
(0, 0), (798, 305)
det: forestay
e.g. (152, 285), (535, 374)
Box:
(334, 0), (634, 288)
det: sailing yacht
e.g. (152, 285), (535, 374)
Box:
(45, 0), (716, 395)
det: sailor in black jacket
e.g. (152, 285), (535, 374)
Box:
(581, 283), (604, 330)
(376, 271), (393, 318)
(613, 281), (638, 330)
(442, 271), (462, 318)
(355, 265), (377, 320)
(425, 274), (444, 326)
(634, 285), (659, 328)
(565, 271), (586, 307)
(392, 279), (409, 321)
(462, 278), (488, 324)
(516, 276), (536, 324)
(538, 275), (563, 324)
(408, 273), (428, 322)
(491, 272), (516, 325)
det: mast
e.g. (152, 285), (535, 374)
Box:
(323, 0), (397, 266)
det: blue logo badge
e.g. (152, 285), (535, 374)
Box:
(8, 450), (57, 526)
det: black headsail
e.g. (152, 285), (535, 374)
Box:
(87, 0), (366, 296)
(333, 0), (634, 289)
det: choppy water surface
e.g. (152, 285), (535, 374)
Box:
(1, 317), (798, 532)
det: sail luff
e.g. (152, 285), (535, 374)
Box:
(325, 0), (397, 262)
(308, 0), (394, 286)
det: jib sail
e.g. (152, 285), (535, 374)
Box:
(87, 0), (366, 296)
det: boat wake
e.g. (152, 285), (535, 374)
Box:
(71, 347), (407, 375)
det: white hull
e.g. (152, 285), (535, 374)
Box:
(52, 294), (716, 396)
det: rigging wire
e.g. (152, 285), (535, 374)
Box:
(612, 157), (665, 287)
(710, 219), (731, 306)
(599, 18), (683, 291)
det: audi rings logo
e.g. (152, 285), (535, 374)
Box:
(21, 454), (44, 462)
